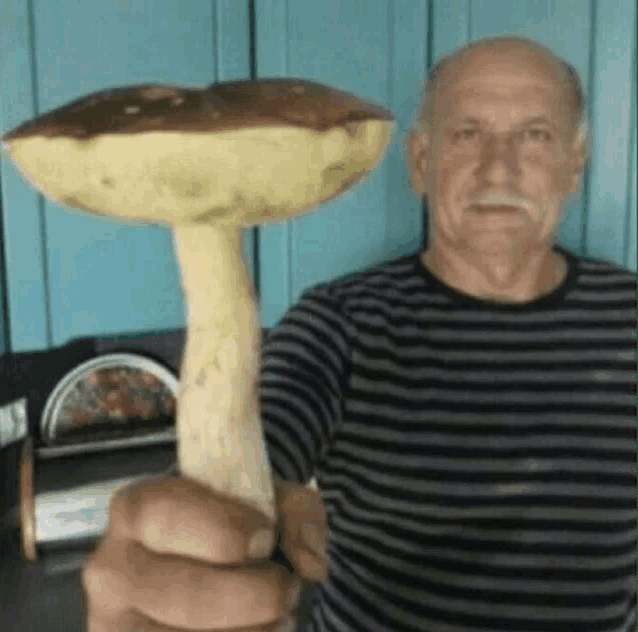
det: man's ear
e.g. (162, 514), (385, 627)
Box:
(569, 123), (589, 193)
(406, 127), (430, 194)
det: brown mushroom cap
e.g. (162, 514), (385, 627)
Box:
(2, 79), (396, 226)
(4, 79), (395, 139)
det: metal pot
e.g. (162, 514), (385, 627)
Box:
(19, 352), (180, 564)
(19, 435), (177, 563)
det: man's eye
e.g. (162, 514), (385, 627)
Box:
(524, 128), (552, 142)
(452, 129), (478, 142)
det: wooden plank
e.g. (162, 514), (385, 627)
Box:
(585, 0), (636, 267)
(256, 0), (427, 328)
(384, 0), (429, 259)
(216, 0), (255, 304)
(431, 0), (470, 58)
(7, 0), (250, 349)
(428, 0), (471, 251)
(0, 0), (50, 352)
(254, 0), (291, 327)
(34, 0), (206, 347)
(626, 112), (637, 270)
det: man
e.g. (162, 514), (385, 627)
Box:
(82, 35), (636, 632)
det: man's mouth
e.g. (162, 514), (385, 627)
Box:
(471, 204), (521, 213)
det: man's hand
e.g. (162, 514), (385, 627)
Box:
(81, 475), (327, 631)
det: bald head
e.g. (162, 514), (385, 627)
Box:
(417, 35), (586, 132)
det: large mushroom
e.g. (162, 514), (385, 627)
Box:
(1, 79), (395, 524)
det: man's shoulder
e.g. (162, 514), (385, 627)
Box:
(570, 249), (637, 280)
(302, 251), (420, 301)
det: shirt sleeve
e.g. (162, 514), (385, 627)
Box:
(259, 285), (354, 484)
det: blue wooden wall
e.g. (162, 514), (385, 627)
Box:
(256, 0), (428, 327)
(1, 0), (636, 355)
(0, 0), (254, 354)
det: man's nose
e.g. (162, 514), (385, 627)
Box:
(476, 135), (521, 184)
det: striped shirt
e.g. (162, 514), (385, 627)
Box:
(259, 245), (637, 632)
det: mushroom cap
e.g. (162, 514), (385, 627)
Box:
(2, 79), (396, 226)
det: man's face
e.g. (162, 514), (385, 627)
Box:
(412, 47), (586, 259)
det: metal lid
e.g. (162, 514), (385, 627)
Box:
(40, 353), (179, 457)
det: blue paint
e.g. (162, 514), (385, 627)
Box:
(1, 0), (635, 352)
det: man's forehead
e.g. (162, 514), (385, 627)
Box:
(446, 46), (564, 93)
(452, 79), (555, 102)
(448, 80), (559, 118)
(435, 48), (568, 121)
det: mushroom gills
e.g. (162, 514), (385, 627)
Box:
(4, 121), (394, 225)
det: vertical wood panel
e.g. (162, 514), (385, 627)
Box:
(254, 0), (292, 326)
(0, 0), (50, 352)
(256, 0), (428, 329)
(0, 210), (8, 354)
(2, 0), (251, 352)
(586, 0), (636, 266)
(626, 111), (637, 270)
(431, 0), (471, 58)
(385, 1), (429, 261)
(217, 0), (257, 284)
(5, 1), (632, 353)
(284, 0), (396, 308)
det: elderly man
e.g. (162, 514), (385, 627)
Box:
(82, 35), (636, 632)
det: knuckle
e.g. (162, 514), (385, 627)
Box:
(135, 493), (171, 535)
(110, 480), (174, 545)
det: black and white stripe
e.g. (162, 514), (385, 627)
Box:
(260, 246), (636, 632)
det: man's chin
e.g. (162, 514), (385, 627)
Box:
(466, 231), (526, 257)
(461, 234), (539, 284)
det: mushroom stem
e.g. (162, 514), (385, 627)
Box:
(171, 222), (276, 522)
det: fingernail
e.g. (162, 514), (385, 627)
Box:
(302, 523), (326, 558)
(247, 528), (274, 560)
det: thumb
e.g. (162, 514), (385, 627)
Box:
(276, 482), (328, 583)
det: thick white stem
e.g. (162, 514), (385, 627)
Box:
(172, 222), (275, 522)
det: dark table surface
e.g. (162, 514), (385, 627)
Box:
(1, 529), (89, 632)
